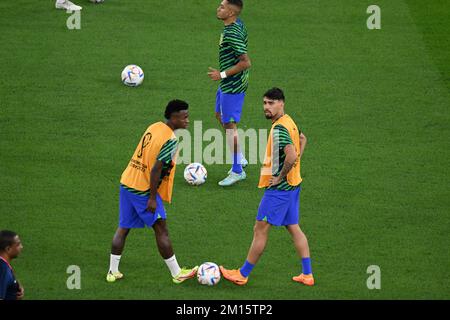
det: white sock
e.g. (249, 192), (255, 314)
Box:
(164, 255), (181, 278)
(109, 254), (121, 273)
(56, 0), (66, 4)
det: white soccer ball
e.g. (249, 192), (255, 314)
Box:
(197, 262), (221, 286)
(89, 0), (104, 3)
(121, 65), (144, 87)
(184, 163), (207, 186)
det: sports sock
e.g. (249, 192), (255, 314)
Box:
(56, 0), (66, 4)
(302, 257), (312, 275)
(232, 152), (243, 174)
(109, 254), (121, 273)
(239, 260), (254, 278)
(164, 255), (182, 278)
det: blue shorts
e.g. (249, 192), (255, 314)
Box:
(256, 188), (301, 226)
(215, 87), (245, 123)
(119, 185), (166, 228)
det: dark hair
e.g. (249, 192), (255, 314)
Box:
(263, 87), (285, 101)
(0, 230), (18, 251)
(227, 0), (243, 10)
(164, 99), (189, 120)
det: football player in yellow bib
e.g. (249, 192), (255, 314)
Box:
(106, 100), (198, 284)
(220, 88), (314, 286)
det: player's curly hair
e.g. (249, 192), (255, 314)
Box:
(164, 99), (189, 119)
(0, 230), (18, 252)
(263, 87), (285, 101)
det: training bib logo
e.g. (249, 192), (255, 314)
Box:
(137, 133), (152, 158)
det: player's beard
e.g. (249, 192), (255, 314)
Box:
(264, 112), (273, 119)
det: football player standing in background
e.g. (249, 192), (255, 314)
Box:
(208, 0), (251, 186)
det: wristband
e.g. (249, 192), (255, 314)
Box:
(220, 71), (227, 79)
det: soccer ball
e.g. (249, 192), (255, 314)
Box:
(89, 0), (104, 3)
(197, 262), (221, 286)
(184, 163), (207, 186)
(121, 65), (144, 87)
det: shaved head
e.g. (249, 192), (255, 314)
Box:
(226, 0), (243, 14)
(217, 0), (244, 21)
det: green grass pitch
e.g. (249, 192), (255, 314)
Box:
(0, 0), (449, 299)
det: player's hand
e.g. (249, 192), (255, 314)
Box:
(208, 67), (221, 81)
(268, 175), (282, 187)
(16, 285), (24, 300)
(147, 198), (157, 213)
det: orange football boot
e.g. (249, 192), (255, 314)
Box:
(219, 266), (248, 286)
(292, 273), (315, 286)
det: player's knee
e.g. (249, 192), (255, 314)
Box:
(159, 229), (169, 239)
(254, 223), (270, 237)
(223, 122), (236, 130)
(286, 224), (300, 233)
(117, 227), (130, 237)
(288, 225), (306, 240)
(154, 221), (169, 238)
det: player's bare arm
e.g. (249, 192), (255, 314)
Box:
(299, 132), (307, 159)
(148, 160), (164, 212)
(268, 144), (298, 187)
(208, 53), (251, 81)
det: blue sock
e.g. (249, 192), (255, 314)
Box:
(302, 257), (312, 275)
(232, 152), (243, 174)
(239, 260), (254, 278)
